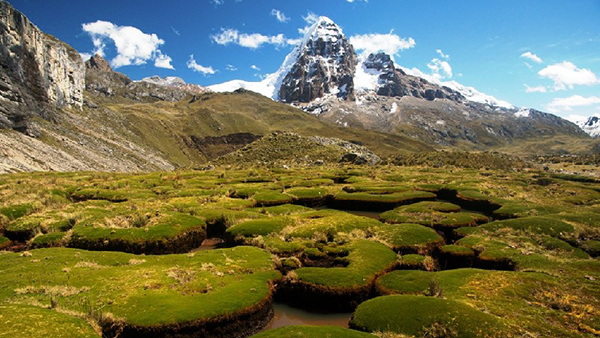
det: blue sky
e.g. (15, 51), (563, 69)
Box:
(10, 0), (600, 120)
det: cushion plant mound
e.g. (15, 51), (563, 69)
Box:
(227, 218), (290, 237)
(0, 203), (34, 220)
(350, 295), (512, 338)
(283, 240), (397, 310)
(374, 223), (444, 254)
(69, 212), (206, 254)
(393, 201), (462, 213)
(398, 254), (428, 270)
(31, 232), (68, 248)
(342, 183), (412, 194)
(0, 303), (101, 338)
(285, 187), (329, 206)
(250, 204), (313, 216)
(480, 216), (575, 237)
(0, 235), (10, 250)
(375, 268), (487, 296)
(332, 191), (436, 211)
(252, 191), (293, 207)
(253, 325), (378, 338)
(0, 247), (279, 337)
(71, 188), (129, 202)
(285, 210), (383, 241)
(380, 210), (489, 229)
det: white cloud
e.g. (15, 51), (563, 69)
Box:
(347, 0), (368, 2)
(226, 64), (238, 71)
(271, 9), (290, 23)
(524, 84), (547, 93)
(212, 0), (224, 5)
(427, 58), (453, 80)
(82, 20), (172, 69)
(547, 95), (600, 113)
(171, 27), (180, 36)
(251, 65), (261, 71)
(154, 52), (174, 70)
(187, 55), (216, 75)
(538, 61), (599, 91)
(79, 52), (92, 62)
(211, 28), (295, 49)
(302, 12), (319, 25)
(520, 51), (542, 64)
(436, 49), (450, 59)
(350, 33), (416, 58)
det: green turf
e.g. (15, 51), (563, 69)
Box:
(253, 325), (377, 338)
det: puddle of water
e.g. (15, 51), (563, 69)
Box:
(264, 302), (352, 330)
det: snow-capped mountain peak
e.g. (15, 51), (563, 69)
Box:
(576, 115), (600, 138)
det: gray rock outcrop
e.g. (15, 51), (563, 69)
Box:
(0, 0), (84, 131)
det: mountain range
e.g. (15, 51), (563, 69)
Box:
(0, 1), (598, 172)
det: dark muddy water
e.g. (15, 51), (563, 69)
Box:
(264, 302), (352, 330)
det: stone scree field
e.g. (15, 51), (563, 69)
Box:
(0, 166), (599, 338)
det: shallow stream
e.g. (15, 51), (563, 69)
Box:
(263, 302), (352, 330)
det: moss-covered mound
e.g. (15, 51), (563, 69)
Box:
(374, 223), (444, 254)
(375, 268), (488, 296)
(0, 304), (101, 338)
(0, 247), (279, 338)
(350, 295), (512, 338)
(0, 235), (10, 250)
(380, 209), (489, 229)
(285, 187), (330, 206)
(282, 240), (397, 310)
(253, 325), (377, 338)
(332, 191), (436, 211)
(70, 212), (206, 254)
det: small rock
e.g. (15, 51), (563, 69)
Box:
(584, 275), (596, 281)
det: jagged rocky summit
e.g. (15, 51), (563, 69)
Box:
(210, 16), (588, 146)
(578, 116), (600, 138)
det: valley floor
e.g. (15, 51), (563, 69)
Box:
(0, 165), (599, 338)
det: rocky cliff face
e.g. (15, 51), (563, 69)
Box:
(360, 52), (464, 102)
(279, 17), (357, 103)
(0, 0), (84, 131)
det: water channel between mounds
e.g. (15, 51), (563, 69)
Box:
(185, 194), (501, 334)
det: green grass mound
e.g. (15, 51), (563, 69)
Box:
(283, 240), (397, 310)
(285, 187), (329, 205)
(228, 218), (290, 237)
(374, 223), (444, 254)
(0, 303), (100, 338)
(398, 254), (430, 270)
(250, 204), (313, 216)
(342, 183), (412, 194)
(380, 210), (489, 229)
(31, 232), (68, 248)
(0, 203), (35, 220)
(253, 325), (377, 338)
(71, 188), (129, 202)
(0, 235), (10, 250)
(375, 268), (487, 296)
(0, 247), (279, 337)
(332, 191), (436, 211)
(252, 191), (293, 207)
(70, 212), (206, 254)
(4, 215), (74, 241)
(394, 201), (462, 213)
(350, 295), (511, 338)
(286, 210), (382, 241)
(479, 216), (575, 237)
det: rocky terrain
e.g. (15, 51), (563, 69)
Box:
(0, 0), (83, 132)
(0, 2), (597, 174)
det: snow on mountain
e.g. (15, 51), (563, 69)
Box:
(514, 108), (532, 118)
(573, 115), (600, 138)
(210, 16), (515, 110)
(141, 76), (186, 86)
(209, 16), (349, 101)
(399, 66), (513, 109)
